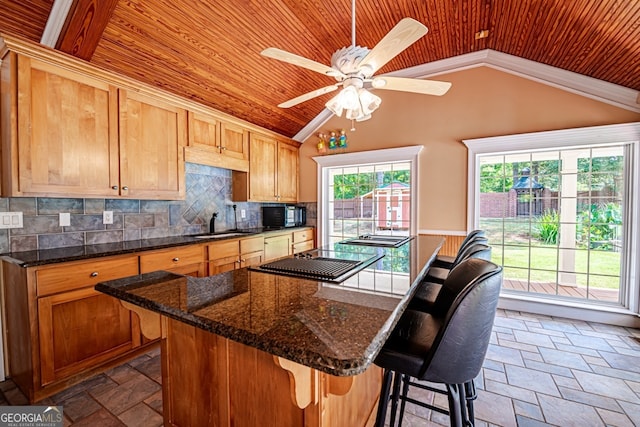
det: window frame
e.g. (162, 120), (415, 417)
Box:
(313, 146), (423, 246)
(464, 122), (640, 323)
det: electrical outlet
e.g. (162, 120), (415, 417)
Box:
(241, 209), (246, 219)
(103, 210), (114, 225)
(0, 212), (23, 229)
(59, 212), (70, 227)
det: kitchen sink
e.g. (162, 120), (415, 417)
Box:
(192, 232), (254, 239)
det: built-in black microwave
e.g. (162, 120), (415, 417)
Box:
(262, 206), (306, 228)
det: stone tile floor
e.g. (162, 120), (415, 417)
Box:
(1, 309), (639, 426)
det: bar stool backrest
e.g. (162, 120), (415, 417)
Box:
(451, 235), (488, 265)
(419, 258), (502, 384)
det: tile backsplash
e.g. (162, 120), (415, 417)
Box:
(0, 163), (316, 253)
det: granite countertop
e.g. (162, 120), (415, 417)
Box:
(0, 226), (308, 267)
(95, 235), (444, 377)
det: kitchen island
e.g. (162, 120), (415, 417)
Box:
(95, 235), (444, 427)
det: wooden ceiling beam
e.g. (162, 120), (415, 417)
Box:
(56, 0), (119, 60)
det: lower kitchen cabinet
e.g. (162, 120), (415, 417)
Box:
(207, 236), (265, 274)
(208, 240), (241, 275)
(239, 236), (265, 268)
(37, 288), (141, 386)
(292, 228), (315, 254)
(140, 244), (206, 277)
(2, 254), (151, 402)
(264, 233), (292, 261)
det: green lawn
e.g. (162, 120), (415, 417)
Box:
(492, 245), (620, 289)
(481, 218), (621, 290)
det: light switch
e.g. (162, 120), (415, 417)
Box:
(241, 209), (246, 219)
(0, 212), (23, 229)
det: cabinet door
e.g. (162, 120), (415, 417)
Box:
(119, 89), (186, 200)
(264, 234), (291, 261)
(209, 256), (239, 275)
(220, 121), (249, 162)
(248, 133), (277, 201)
(277, 142), (298, 202)
(14, 56), (119, 197)
(187, 111), (220, 150)
(240, 250), (264, 268)
(38, 287), (140, 385)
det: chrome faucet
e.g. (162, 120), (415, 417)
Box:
(209, 212), (218, 233)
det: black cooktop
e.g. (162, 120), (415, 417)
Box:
(250, 249), (384, 283)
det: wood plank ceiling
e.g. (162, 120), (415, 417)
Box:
(0, 0), (638, 138)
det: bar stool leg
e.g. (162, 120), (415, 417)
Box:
(397, 374), (411, 427)
(389, 372), (403, 427)
(464, 380), (476, 426)
(445, 383), (463, 427)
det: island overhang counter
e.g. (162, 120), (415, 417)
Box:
(95, 235), (444, 427)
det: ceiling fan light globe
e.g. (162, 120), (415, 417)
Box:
(325, 94), (344, 116)
(346, 107), (364, 121)
(356, 114), (372, 122)
(340, 86), (361, 110)
(358, 89), (381, 115)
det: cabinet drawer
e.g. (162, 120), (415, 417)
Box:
(207, 240), (239, 260)
(240, 236), (264, 254)
(36, 256), (139, 296)
(140, 245), (205, 273)
(293, 240), (315, 254)
(293, 229), (313, 243)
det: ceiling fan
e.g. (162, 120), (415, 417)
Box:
(261, 0), (451, 122)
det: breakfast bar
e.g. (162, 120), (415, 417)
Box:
(95, 236), (443, 426)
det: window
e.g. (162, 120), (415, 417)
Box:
(465, 123), (640, 319)
(313, 146), (422, 296)
(313, 146), (422, 247)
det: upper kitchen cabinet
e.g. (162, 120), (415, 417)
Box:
(0, 35), (186, 200)
(1, 53), (119, 197)
(233, 133), (299, 202)
(118, 90), (186, 200)
(184, 112), (249, 172)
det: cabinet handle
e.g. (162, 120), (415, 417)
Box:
(90, 272), (99, 277)
(111, 185), (118, 190)
(122, 186), (129, 191)
(172, 257), (180, 262)
(222, 146), (227, 151)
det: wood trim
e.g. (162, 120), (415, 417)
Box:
(56, 0), (119, 60)
(274, 356), (319, 409)
(420, 234), (465, 257)
(121, 302), (161, 340)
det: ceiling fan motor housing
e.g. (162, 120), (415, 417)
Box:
(331, 45), (372, 77)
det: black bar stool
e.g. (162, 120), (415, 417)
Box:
(374, 258), (503, 427)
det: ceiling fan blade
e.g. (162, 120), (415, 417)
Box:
(359, 18), (428, 75)
(261, 47), (344, 78)
(371, 76), (452, 96)
(278, 85), (340, 108)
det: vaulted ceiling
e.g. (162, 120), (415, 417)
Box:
(0, 0), (638, 139)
